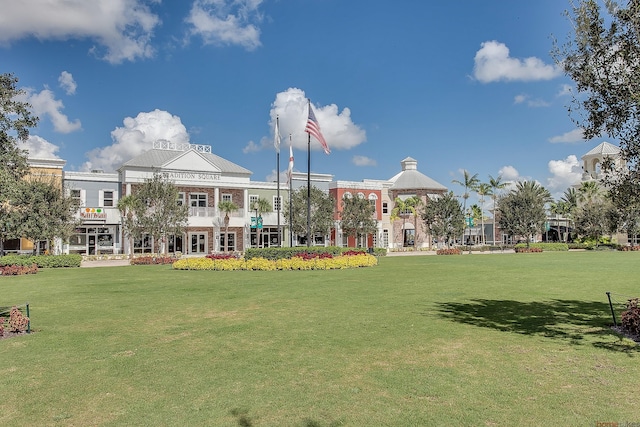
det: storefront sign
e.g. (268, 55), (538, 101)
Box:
(162, 171), (221, 181)
(80, 208), (107, 220)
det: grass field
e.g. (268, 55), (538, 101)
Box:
(1, 251), (639, 426)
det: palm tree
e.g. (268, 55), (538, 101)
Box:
(390, 197), (417, 248)
(407, 195), (423, 246)
(561, 187), (579, 242)
(217, 200), (238, 252)
(253, 197), (272, 248)
(453, 170), (479, 244)
(488, 174), (507, 245)
(476, 183), (492, 245)
(577, 181), (603, 204)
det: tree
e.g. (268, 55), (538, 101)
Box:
(607, 172), (640, 245)
(573, 198), (617, 247)
(131, 174), (189, 255)
(488, 174), (507, 245)
(339, 194), (377, 247)
(118, 194), (144, 259)
(217, 200), (238, 252)
(577, 181), (604, 204)
(284, 186), (335, 246)
(252, 197), (271, 248)
(452, 170), (479, 243)
(390, 197), (417, 248)
(17, 177), (80, 253)
(553, 1), (640, 213)
(476, 183), (492, 245)
(0, 73), (38, 254)
(422, 191), (464, 248)
(497, 181), (552, 247)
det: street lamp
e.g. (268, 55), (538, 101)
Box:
(253, 202), (260, 248)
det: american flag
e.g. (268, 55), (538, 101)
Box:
(305, 103), (330, 155)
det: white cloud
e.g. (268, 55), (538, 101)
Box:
(19, 88), (81, 133)
(513, 93), (550, 107)
(17, 135), (61, 159)
(546, 155), (583, 197)
(473, 40), (561, 83)
(242, 140), (260, 154)
(557, 84), (572, 97)
(251, 87), (366, 154)
(58, 71), (77, 95)
(186, 0), (262, 51)
(0, 0), (160, 64)
(352, 155), (377, 167)
(82, 109), (189, 172)
(548, 128), (585, 144)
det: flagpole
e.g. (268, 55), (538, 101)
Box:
(275, 116), (281, 247)
(306, 101), (312, 248)
(289, 134), (294, 247)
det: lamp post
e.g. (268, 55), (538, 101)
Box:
(254, 202), (259, 248)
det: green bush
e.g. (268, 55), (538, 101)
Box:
(244, 246), (385, 261)
(514, 243), (569, 252)
(0, 254), (82, 268)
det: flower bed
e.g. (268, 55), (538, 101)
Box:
(0, 264), (38, 275)
(172, 253), (378, 271)
(514, 247), (543, 253)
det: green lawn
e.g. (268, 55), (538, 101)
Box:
(1, 252), (639, 426)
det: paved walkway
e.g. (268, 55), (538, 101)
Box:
(80, 259), (131, 268)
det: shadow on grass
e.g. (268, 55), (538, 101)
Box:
(435, 299), (638, 354)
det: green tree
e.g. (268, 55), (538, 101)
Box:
(251, 197), (271, 248)
(284, 186), (335, 246)
(553, 1), (640, 217)
(16, 177), (80, 253)
(497, 181), (552, 247)
(422, 191), (464, 248)
(132, 174), (189, 254)
(390, 197), (417, 248)
(0, 73), (38, 255)
(339, 194), (377, 247)
(607, 173), (640, 245)
(476, 183), (492, 245)
(452, 170), (479, 243)
(217, 200), (238, 252)
(573, 198), (617, 247)
(117, 194), (144, 259)
(488, 174), (508, 245)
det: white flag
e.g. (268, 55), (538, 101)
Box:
(274, 116), (281, 153)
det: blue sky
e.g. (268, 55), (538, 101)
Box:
(1, 0), (608, 201)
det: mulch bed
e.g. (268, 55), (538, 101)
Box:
(0, 331), (30, 340)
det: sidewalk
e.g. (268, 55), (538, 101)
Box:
(80, 259), (131, 268)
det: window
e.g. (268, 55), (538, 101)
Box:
(190, 193), (207, 207)
(222, 193), (232, 203)
(368, 194), (377, 214)
(357, 192), (365, 199)
(177, 192), (185, 206)
(273, 196), (282, 211)
(70, 189), (85, 207)
(103, 191), (114, 207)
(343, 191), (352, 199)
(249, 195), (258, 207)
(382, 202), (388, 214)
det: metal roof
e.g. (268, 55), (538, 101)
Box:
(119, 148), (252, 175)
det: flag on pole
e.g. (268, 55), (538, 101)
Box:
(305, 103), (330, 154)
(274, 116), (281, 152)
(287, 138), (294, 181)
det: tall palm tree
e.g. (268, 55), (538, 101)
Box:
(561, 187), (579, 242)
(253, 197), (272, 248)
(577, 181), (603, 204)
(407, 195), (423, 246)
(476, 183), (492, 245)
(217, 200), (238, 252)
(488, 174), (508, 245)
(453, 170), (479, 244)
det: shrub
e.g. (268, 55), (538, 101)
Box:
(0, 264), (38, 275)
(130, 256), (176, 265)
(173, 253), (378, 271)
(621, 298), (640, 336)
(514, 243), (568, 252)
(619, 245), (640, 251)
(205, 253), (240, 260)
(0, 254), (81, 268)
(514, 247), (543, 253)
(436, 248), (461, 255)
(8, 306), (29, 333)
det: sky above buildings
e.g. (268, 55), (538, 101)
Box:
(1, 0), (608, 202)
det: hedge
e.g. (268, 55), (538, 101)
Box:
(243, 246), (386, 261)
(514, 242), (569, 252)
(0, 254), (82, 268)
(173, 253), (378, 271)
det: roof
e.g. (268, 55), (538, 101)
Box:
(119, 148), (252, 175)
(582, 141), (620, 158)
(388, 157), (447, 191)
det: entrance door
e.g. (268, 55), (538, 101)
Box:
(88, 235), (96, 255)
(190, 233), (207, 254)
